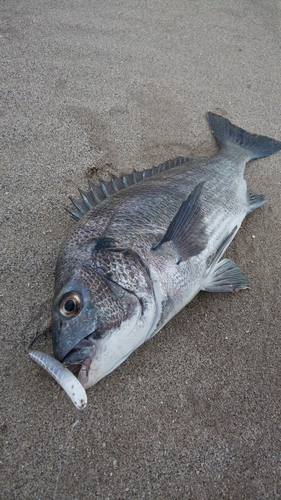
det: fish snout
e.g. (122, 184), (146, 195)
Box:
(51, 308), (98, 362)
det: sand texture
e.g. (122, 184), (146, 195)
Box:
(1, 1), (281, 498)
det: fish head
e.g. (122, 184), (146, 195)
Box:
(52, 239), (156, 389)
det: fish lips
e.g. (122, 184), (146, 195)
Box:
(61, 336), (97, 378)
(62, 337), (96, 365)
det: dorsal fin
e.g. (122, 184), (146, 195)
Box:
(67, 156), (190, 220)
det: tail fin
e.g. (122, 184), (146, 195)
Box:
(207, 112), (281, 160)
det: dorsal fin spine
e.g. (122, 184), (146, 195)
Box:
(88, 181), (104, 202)
(78, 189), (95, 209)
(100, 181), (110, 197)
(69, 196), (88, 213)
(68, 156), (190, 220)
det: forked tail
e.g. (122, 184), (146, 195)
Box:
(207, 112), (281, 160)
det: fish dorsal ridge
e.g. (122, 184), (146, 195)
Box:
(67, 156), (190, 220)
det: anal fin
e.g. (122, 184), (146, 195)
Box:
(247, 192), (267, 212)
(203, 258), (249, 292)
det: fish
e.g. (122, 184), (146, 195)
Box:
(29, 112), (281, 408)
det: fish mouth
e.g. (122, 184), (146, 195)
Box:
(62, 334), (96, 383)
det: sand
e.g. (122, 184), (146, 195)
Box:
(1, 1), (281, 498)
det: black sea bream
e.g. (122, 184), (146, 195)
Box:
(29, 113), (281, 407)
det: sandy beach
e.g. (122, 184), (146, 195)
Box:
(1, 1), (281, 498)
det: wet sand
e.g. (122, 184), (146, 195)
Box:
(1, 1), (281, 498)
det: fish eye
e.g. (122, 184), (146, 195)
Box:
(59, 293), (81, 318)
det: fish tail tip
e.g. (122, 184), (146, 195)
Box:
(206, 111), (281, 160)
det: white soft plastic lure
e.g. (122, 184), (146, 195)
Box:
(29, 350), (87, 409)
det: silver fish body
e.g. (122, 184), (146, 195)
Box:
(50, 112), (281, 391)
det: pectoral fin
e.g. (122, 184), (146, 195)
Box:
(153, 182), (207, 261)
(203, 258), (249, 292)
